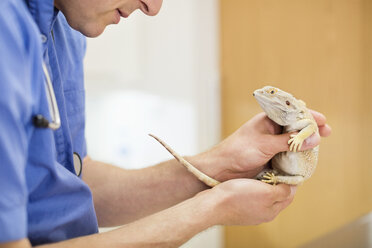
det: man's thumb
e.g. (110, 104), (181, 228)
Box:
(268, 132), (320, 154)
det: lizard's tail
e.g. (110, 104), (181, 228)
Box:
(148, 134), (220, 187)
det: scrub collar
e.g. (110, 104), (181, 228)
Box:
(26, 0), (59, 47)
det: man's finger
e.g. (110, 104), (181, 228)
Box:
(310, 109), (332, 136)
(273, 189), (296, 212)
(267, 131), (320, 154)
(301, 132), (321, 150)
(266, 133), (294, 153)
(319, 124), (332, 137)
(271, 184), (296, 202)
(309, 109), (326, 126)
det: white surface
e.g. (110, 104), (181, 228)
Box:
(301, 212), (372, 248)
(181, 226), (223, 248)
(84, 0), (221, 247)
(86, 90), (197, 168)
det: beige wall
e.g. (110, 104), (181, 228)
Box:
(220, 0), (372, 247)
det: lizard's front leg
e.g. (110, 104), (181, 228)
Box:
(288, 119), (318, 152)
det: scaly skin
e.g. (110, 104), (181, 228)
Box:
(254, 86), (319, 185)
(150, 86), (319, 187)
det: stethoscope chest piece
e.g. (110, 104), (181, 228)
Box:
(33, 114), (50, 128)
(73, 152), (82, 177)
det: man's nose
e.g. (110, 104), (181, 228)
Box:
(140, 0), (163, 16)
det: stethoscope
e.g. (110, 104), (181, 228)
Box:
(32, 62), (61, 130)
(31, 61), (82, 176)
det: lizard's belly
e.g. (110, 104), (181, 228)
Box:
(272, 146), (319, 179)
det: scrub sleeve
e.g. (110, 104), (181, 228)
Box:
(0, 1), (43, 242)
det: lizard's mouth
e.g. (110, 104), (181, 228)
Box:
(253, 92), (289, 126)
(253, 91), (268, 104)
(254, 94), (273, 112)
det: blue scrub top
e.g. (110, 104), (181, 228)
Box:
(0, 0), (98, 245)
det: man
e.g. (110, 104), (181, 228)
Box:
(0, 0), (331, 247)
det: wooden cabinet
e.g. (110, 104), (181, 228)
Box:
(220, 0), (372, 247)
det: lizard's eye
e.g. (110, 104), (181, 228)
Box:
(286, 101), (290, 105)
(267, 88), (277, 94)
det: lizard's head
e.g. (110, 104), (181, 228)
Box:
(253, 86), (305, 126)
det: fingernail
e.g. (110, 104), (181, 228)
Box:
(304, 133), (319, 147)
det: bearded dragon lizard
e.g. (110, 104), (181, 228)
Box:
(150, 85), (319, 186)
(253, 86), (319, 185)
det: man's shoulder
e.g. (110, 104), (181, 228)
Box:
(0, 0), (23, 9)
(0, 0), (31, 22)
(0, 0), (41, 53)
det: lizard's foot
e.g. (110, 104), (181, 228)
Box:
(261, 172), (278, 185)
(288, 134), (305, 152)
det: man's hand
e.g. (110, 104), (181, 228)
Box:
(190, 110), (331, 182)
(0, 180), (295, 248)
(83, 110), (330, 227)
(0, 240), (31, 248)
(209, 179), (296, 225)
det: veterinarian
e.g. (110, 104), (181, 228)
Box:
(0, 0), (331, 247)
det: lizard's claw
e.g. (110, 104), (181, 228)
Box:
(261, 172), (278, 185)
(288, 134), (304, 152)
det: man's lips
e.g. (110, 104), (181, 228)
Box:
(117, 9), (129, 18)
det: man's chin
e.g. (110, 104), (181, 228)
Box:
(68, 20), (106, 38)
(78, 25), (106, 38)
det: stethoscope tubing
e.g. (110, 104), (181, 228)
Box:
(33, 62), (61, 130)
